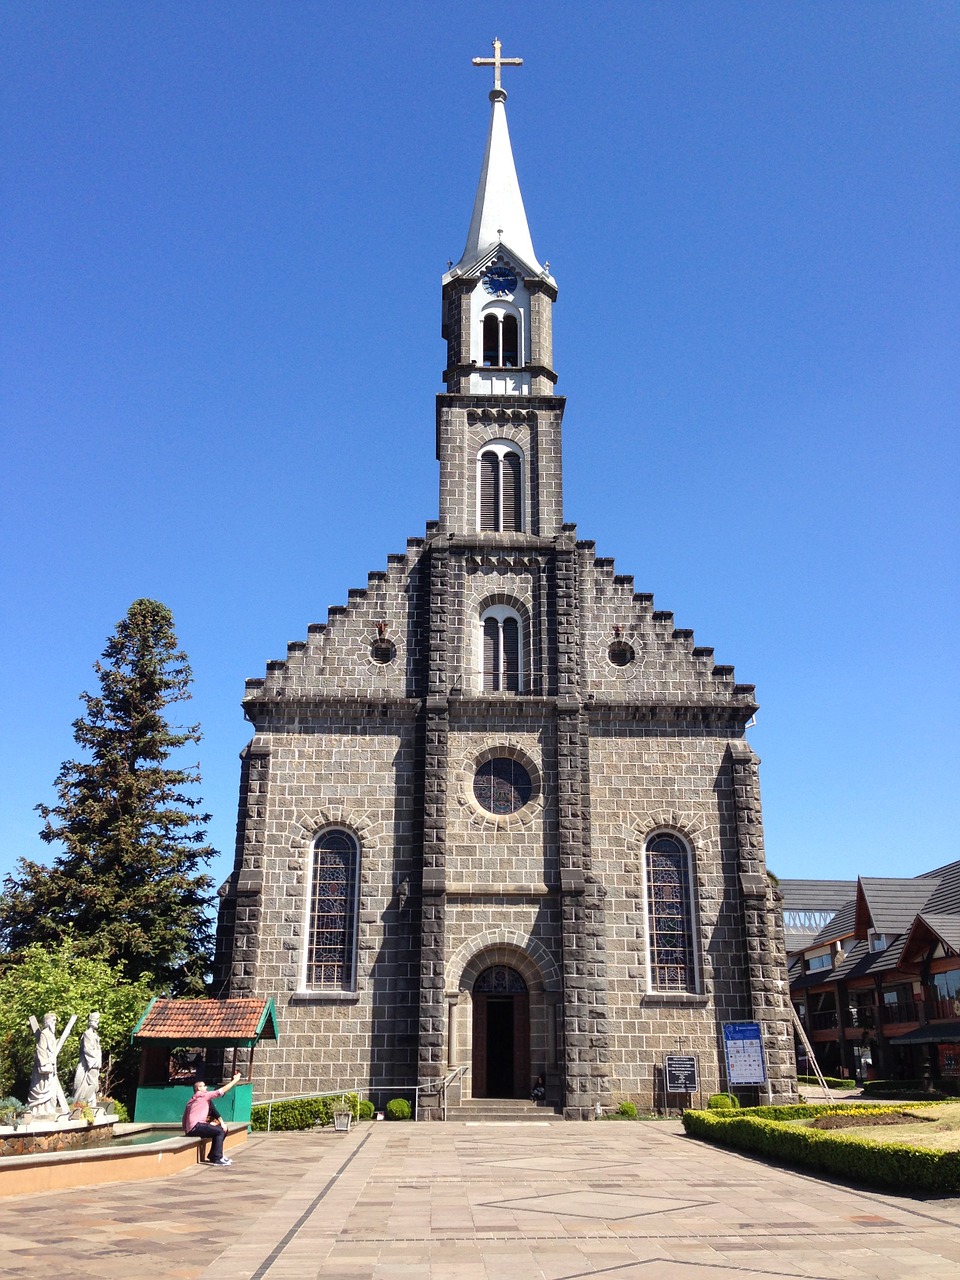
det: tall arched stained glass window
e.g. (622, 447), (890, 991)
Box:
(306, 830), (359, 989)
(645, 833), (697, 993)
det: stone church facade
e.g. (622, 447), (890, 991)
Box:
(215, 58), (797, 1118)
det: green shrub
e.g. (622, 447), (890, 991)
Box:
(616, 1100), (638, 1119)
(385, 1097), (412, 1121)
(102, 1098), (130, 1122)
(707, 1092), (739, 1110)
(797, 1075), (856, 1090)
(358, 1099), (376, 1120)
(862, 1079), (958, 1100)
(682, 1105), (960, 1195)
(0, 1097), (25, 1126)
(250, 1092), (360, 1132)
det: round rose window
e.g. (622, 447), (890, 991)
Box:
(473, 758), (532, 815)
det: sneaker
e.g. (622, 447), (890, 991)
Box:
(212, 1157), (232, 1166)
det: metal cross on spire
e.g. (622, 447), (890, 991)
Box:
(472, 37), (523, 92)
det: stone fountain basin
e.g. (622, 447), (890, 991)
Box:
(0, 1114), (117, 1158)
(0, 1122), (247, 1196)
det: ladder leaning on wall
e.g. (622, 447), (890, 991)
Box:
(791, 1004), (833, 1100)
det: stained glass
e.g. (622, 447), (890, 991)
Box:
(307, 830), (358, 988)
(473, 758), (532, 814)
(645, 834), (695, 992)
(474, 965), (527, 993)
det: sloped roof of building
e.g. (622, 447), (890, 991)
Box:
(917, 860), (960, 915)
(855, 876), (942, 935)
(899, 913), (960, 967)
(779, 880), (858, 912)
(132, 998), (278, 1047)
(811, 900), (857, 946)
(889, 1019), (960, 1045)
(780, 879), (858, 953)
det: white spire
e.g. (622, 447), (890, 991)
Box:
(447, 47), (548, 281)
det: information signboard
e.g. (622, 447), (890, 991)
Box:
(723, 1021), (767, 1086)
(664, 1054), (699, 1094)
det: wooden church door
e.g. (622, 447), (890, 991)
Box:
(471, 966), (530, 1098)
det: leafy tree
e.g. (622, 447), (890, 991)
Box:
(0, 599), (216, 992)
(0, 938), (154, 1102)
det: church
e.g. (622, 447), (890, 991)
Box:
(215, 44), (797, 1119)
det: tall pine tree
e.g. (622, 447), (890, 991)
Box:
(0, 599), (216, 992)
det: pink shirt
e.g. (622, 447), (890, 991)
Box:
(182, 1086), (225, 1134)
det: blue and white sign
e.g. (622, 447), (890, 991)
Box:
(723, 1021), (767, 1086)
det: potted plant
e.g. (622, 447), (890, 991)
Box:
(332, 1096), (352, 1131)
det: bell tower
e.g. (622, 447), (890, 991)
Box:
(437, 39), (565, 539)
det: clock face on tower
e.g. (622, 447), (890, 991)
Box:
(482, 266), (518, 297)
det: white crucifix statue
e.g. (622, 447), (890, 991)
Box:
(472, 37), (523, 92)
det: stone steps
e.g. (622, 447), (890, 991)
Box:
(446, 1099), (562, 1123)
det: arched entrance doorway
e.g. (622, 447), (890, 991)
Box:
(471, 965), (530, 1098)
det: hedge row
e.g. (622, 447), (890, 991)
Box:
(797, 1075), (856, 1090)
(682, 1106), (960, 1195)
(862, 1079), (960, 1100)
(734, 1101), (941, 1122)
(250, 1093), (360, 1132)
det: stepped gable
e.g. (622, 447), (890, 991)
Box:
(576, 539), (756, 718)
(242, 524), (435, 709)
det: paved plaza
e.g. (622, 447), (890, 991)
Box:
(1, 1120), (959, 1279)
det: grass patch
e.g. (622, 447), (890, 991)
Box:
(807, 1102), (960, 1151)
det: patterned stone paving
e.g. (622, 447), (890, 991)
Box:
(0, 1121), (959, 1278)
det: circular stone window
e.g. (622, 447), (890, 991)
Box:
(472, 758), (533, 815)
(371, 639), (396, 664)
(608, 640), (635, 667)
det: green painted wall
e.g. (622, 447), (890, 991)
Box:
(134, 1083), (254, 1124)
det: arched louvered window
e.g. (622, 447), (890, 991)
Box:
(480, 451), (500, 530)
(477, 442), (524, 532)
(305, 830), (359, 989)
(502, 314), (519, 367)
(480, 309), (521, 367)
(645, 833), (697, 993)
(481, 606), (524, 693)
(482, 314), (500, 367)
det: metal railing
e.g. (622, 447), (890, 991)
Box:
(258, 1090), (359, 1134)
(880, 1001), (919, 1025)
(439, 1066), (468, 1122)
(808, 1009), (839, 1031)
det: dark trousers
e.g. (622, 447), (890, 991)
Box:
(189, 1121), (226, 1162)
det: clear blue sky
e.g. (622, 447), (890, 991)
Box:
(2, 2), (957, 895)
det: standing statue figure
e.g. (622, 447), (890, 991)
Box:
(26, 1011), (75, 1116)
(26, 1013), (59, 1114)
(73, 1011), (102, 1106)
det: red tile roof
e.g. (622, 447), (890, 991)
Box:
(132, 998), (278, 1045)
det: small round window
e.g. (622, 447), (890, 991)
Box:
(608, 640), (635, 667)
(473, 758), (532, 815)
(371, 639), (396, 664)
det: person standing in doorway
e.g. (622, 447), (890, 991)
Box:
(182, 1072), (242, 1166)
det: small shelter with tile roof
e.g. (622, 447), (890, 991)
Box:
(131, 997), (278, 1123)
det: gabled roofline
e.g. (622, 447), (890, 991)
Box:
(442, 241), (553, 288)
(899, 913), (959, 969)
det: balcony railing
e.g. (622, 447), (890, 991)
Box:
(808, 1009), (839, 1031)
(880, 1001), (919, 1025)
(842, 1006), (876, 1030)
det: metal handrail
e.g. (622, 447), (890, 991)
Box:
(439, 1066), (468, 1122)
(259, 1090), (358, 1133)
